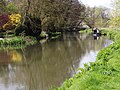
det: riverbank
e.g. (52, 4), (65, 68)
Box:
(52, 28), (120, 90)
(0, 36), (37, 50)
(0, 31), (62, 50)
(79, 29), (92, 33)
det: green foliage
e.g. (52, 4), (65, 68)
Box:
(101, 28), (120, 41)
(84, 7), (110, 28)
(52, 29), (120, 90)
(10, 0), (85, 32)
(0, 1), (18, 14)
(6, 3), (18, 13)
(0, 36), (37, 50)
(40, 31), (47, 38)
(109, 16), (120, 27)
(79, 29), (92, 33)
(50, 32), (61, 36)
(109, 0), (120, 28)
(0, 37), (25, 46)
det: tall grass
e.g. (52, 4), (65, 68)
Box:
(0, 36), (37, 50)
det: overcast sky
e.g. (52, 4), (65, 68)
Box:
(80, 0), (112, 8)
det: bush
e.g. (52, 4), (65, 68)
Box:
(0, 14), (9, 29)
(3, 14), (21, 30)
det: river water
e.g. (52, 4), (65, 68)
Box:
(0, 33), (112, 90)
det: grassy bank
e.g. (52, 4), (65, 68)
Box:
(0, 36), (37, 50)
(79, 29), (92, 33)
(0, 31), (61, 50)
(52, 28), (120, 90)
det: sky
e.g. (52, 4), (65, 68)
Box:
(80, 0), (112, 8)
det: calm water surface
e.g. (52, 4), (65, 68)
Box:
(0, 33), (112, 90)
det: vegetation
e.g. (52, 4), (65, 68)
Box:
(79, 29), (92, 33)
(1, 0), (120, 89)
(84, 7), (110, 28)
(0, 0), (87, 48)
(52, 28), (120, 90)
(50, 0), (120, 89)
(3, 14), (21, 30)
(108, 0), (120, 28)
(0, 36), (37, 50)
(0, 0), (112, 40)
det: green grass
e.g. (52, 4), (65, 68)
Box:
(0, 37), (25, 45)
(0, 36), (37, 50)
(52, 28), (120, 90)
(47, 32), (61, 39)
(79, 29), (92, 33)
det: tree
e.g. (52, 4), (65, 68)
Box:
(0, 0), (6, 14)
(84, 6), (110, 28)
(109, 0), (120, 28)
(11, 0), (86, 32)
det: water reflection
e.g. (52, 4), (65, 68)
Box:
(0, 33), (112, 90)
(93, 35), (100, 40)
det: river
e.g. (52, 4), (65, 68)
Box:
(0, 33), (112, 90)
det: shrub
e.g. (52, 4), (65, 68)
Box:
(0, 14), (9, 29)
(3, 14), (21, 30)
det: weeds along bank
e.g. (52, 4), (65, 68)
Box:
(0, 36), (37, 50)
(52, 28), (120, 90)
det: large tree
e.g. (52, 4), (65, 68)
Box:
(109, 0), (120, 27)
(11, 0), (85, 32)
(84, 6), (110, 28)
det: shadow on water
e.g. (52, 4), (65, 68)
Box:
(0, 32), (112, 90)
